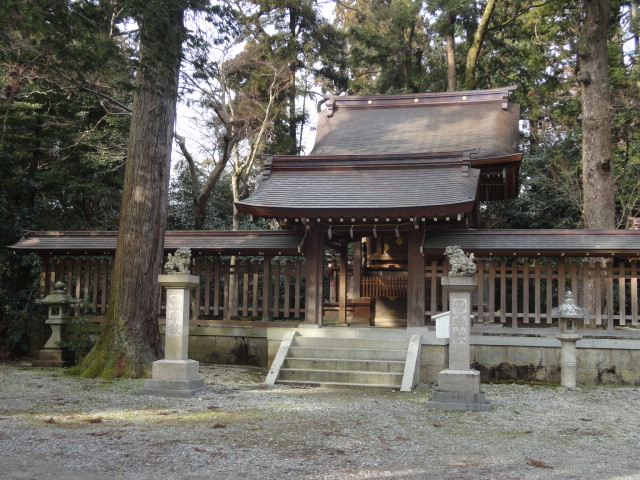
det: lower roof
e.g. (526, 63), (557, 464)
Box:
(236, 154), (480, 219)
(423, 230), (640, 257)
(9, 229), (640, 258)
(9, 231), (306, 256)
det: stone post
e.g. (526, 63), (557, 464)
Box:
(139, 248), (205, 397)
(426, 247), (490, 411)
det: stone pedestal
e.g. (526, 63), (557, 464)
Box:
(138, 274), (205, 398)
(427, 276), (491, 411)
(556, 333), (582, 388)
(32, 317), (75, 367)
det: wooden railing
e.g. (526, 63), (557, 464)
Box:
(361, 276), (408, 297)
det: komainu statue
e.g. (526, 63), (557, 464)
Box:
(444, 245), (477, 277)
(164, 247), (192, 274)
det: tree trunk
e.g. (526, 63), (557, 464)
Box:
(71, 2), (186, 378)
(288, 7), (298, 153)
(579, 0), (614, 328)
(464, 0), (496, 90)
(446, 13), (456, 92)
(632, 1), (639, 65)
(225, 171), (241, 321)
(580, 0), (615, 230)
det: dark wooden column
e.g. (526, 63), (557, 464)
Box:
(304, 225), (324, 325)
(352, 240), (362, 300)
(407, 229), (426, 327)
(262, 255), (272, 321)
(339, 242), (348, 324)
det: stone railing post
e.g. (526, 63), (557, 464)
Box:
(138, 248), (205, 397)
(426, 246), (491, 411)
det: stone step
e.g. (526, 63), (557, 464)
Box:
(292, 336), (409, 351)
(276, 379), (401, 390)
(277, 368), (403, 386)
(283, 357), (406, 373)
(267, 330), (420, 392)
(288, 346), (407, 361)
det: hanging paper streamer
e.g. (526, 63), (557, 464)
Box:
(350, 224), (354, 239)
(373, 224), (377, 238)
(327, 225), (332, 239)
(395, 223), (400, 239)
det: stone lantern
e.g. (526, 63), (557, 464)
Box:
(33, 281), (79, 367)
(552, 290), (587, 388)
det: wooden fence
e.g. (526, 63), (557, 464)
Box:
(40, 256), (306, 320)
(426, 258), (639, 329)
(39, 255), (639, 328)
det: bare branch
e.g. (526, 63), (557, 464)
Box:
(174, 133), (201, 198)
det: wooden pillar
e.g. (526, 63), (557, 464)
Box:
(304, 226), (324, 325)
(40, 254), (50, 296)
(262, 255), (272, 321)
(407, 229), (426, 327)
(229, 256), (239, 320)
(339, 242), (348, 324)
(352, 240), (362, 300)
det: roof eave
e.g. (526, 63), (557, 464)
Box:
(234, 201), (476, 219)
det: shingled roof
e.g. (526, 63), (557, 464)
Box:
(237, 88), (522, 221)
(311, 87), (520, 159)
(12, 229), (640, 258)
(422, 230), (640, 257)
(9, 231), (305, 256)
(235, 152), (480, 219)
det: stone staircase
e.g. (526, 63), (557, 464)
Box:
(265, 329), (421, 391)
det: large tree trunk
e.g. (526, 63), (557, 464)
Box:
(446, 13), (456, 92)
(464, 0), (496, 90)
(72, 2), (186, 378)
(579, 0), (614, 329)
(580, 0), (615, 230)
(288, 7), (298, 154)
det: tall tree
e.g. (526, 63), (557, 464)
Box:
(72, 0), (188, 378)
(0, 0), (133, 356)
(335, 0), (428, 93)
(579, 0), (615, 229)
(239, 0), (333, 153)
(464, 0), (497, 90)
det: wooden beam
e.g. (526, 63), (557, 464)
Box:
(407, 229), (426, 327)
(262, 255), (272, 321)
(352, 240), (362, 300)
(339, 242), (348, 324)
(304, 226), (324, 325)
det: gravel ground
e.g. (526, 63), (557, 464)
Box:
(1, 361), (639, 480)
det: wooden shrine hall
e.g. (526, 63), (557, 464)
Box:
(10, 87), (640, 328)
(235, 87), (522, 326)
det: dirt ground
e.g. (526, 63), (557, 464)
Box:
(1, 360), (640, 480)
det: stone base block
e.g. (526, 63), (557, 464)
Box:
(151, 359), (201, 380)
(426, 390), (491, 411)
(437, 369), (481, 393)
(426, 368), (491, 411)
(137, 378), (206, 398)
(32, 349), (74, 367)
(137, 359), (205, 398)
